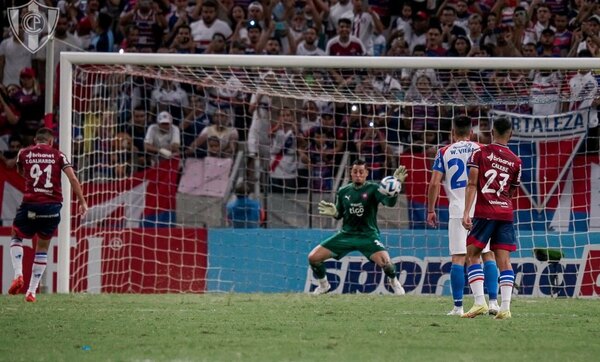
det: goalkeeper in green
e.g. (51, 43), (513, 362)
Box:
(308, 159), (408, 295)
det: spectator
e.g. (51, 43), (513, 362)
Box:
(447, 34), (471, 56)
(120, 0), (167, 52)
(151, 79), (189, 123)
(181, 94), (211, 157)
(120, 105), (149, 170)
(471, 117), (492, 145)
(0, 26), (33, 87)
(326, 18), (365, 56)
(186, 108), (238, 159)
(438, 5), (467, 48)
(190, 0), (233, 53)
(553, 12), (573, 57)
(537, 28), (561, 57)
(226, 182), (261, 228)
(169, 25), (196, 53)
(327, 0), (353, 37)
(425, 25), (447, 56)
(296, 26), (326, 56)
(205, 32), (229, 54)
(269, 107), (300, 192)
(12, 68), (44, 146)
(530, 69), (562, 115)
(89, 12), (115, 52)
(308, 127), (335, 192)
(144, 111), (181, 161)
(0, 134), (22, 168)
(532, 4), (555, 41)
(110, 131), (137, 178)
(300, 100), (321, 133)
(351, 0), (385, 55)
(407, 10), (429, 52)
(0, 85), (20, 142)
(466, 13), (484, 48)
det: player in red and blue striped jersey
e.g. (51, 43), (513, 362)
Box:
(8, 128), (88, 302)
(462, 118), (522, 320)
(427, 116), (499, 316)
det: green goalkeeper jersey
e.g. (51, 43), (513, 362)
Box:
(334, 181), (397, 236)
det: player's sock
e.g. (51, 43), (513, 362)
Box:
(467, 264), (485, 305)
(382, 262), (397, 280)
(27, 252), (48, 295)
(484, 260), (499, 301)
(310, 262), (326, 279)
(450, 264), (464, 307)
(499, 270), (515, 312)
(10, 238), (24, 277)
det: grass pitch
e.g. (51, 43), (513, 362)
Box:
(1, 294), (599, 361)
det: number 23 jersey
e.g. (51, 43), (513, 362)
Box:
(467, 143), (522, 221)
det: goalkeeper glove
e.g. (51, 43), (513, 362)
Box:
(393, 165), (408, 183)
(318, 200), (337, 217)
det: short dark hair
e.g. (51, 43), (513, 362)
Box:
(352, 159), (367, 167)
(453, 115), (472, 136)
(493, 117), (512, 136)
(35, 127), (54, 143)
(338, 18), (352, 26)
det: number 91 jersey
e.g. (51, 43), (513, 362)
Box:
(467, 143), (522, 221)
(17, 144), (71, 204)
(432, 140), (480, 218)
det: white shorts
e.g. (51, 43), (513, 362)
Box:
(448, 218), (490, 255)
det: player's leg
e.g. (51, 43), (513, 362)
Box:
(491, 221), (518, 320)
(308, 233), (348, 294)
(8, 204), (34, 295)
(462, 218), (494, 318)
(448, 219), (467, 315)
(8, 230), (25, 295)
(24, 204), (61, 302)
(481, 248), (499, 315)
(364, 237), (405, 295)
(25, 237), (51, 302)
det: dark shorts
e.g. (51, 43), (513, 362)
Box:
(467, 218), (517, 252)
(13, 203), (62, 240)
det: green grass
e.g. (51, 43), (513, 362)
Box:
(1, 294), (599, 361)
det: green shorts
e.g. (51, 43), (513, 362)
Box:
(320, 231), (386, 260)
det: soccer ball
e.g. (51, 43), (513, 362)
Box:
(379, 176), (401, 196)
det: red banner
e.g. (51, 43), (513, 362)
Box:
(0, 227), (207, 294)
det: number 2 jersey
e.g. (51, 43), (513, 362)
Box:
(17, 143), (71, 204)
(467, 143), (522, 221)
(432, 140), (480, 218)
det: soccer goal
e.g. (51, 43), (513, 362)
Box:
(53, 53), (599, 296)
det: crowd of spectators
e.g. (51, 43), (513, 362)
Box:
(1, 0), (599, 200)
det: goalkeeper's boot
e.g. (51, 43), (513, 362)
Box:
(461, 303), (489, 318)
(25, 292), (36, 303)
(488, 300), (500, 316)
(447, 306), (464, 316)
(494, 310), (512, 320)
(8, 275), (24, 295)
(389, 278), (406, 295)
(312, 280), (331, 295)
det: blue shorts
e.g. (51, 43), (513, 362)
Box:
(466, 218), (517, 252)
(13, 203), (62, 240)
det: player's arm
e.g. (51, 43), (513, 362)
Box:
(427, 170), (443, 227)
(63, 166), (88, 216)
(462, 166), (478, 230)
(318, 192), (343, 219)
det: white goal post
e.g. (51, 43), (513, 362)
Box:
(56, 53), (600, 294)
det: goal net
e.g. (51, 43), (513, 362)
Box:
(43, 54), (600, 296)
